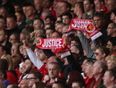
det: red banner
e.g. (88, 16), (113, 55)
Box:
(69, 18), (102, 40)
(36, 38), (64, 49)
(69, 18), (95, 31)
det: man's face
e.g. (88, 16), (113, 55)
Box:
(92, 61), (101, 76)
(26, 74), (37, 88)
(106, 0), (115, 12)
(83, 0), (91, 12)
(94, 49), (105, 60)
(24, 60), (32, 72)
(33, 19), (42, 29)
(55, 2), (67, 16)
(107, 23), (113, 36)
(0, 31), (5, 42)
(46, 29), (53, 38)
(62, 15), (70, 25)
(6, 17), (16, 30)
(93, 16), (102, 28)
(34, 0), (43, 10)
(25, 6), (35, 17)
(18, 79), (28, 88)
(47, 63), (59, 78)
(103, 71), (112, 87)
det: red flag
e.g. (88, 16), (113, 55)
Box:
(36, 38), (64, 49)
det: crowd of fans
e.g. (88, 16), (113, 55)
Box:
(0, 0), (116, 88)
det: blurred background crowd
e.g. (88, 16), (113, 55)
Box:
(0, 0), (116, 88)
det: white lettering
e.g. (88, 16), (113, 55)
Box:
(42, 39), (62, 48)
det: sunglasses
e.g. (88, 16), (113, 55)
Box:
(94, 52), (100, 56)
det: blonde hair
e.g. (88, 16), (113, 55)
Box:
(105, 55), (116, 63)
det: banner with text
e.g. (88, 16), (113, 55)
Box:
(69, 18), (102, 40)
(36, 38), (64, 49)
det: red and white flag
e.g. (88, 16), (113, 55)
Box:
(36, 38), (64, 49)
(69, 18), (102, 40)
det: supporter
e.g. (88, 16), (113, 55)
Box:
(33, 0), (43, 15)
(110, 9), (116, 23)
(105, 55), (116, 70)
(103, 67), (116, 88)
(31, 18), (44, 41)
(19, 59), (35, 82)
(94, 0), (108, 13)
(45, 28), (55, 38)
(44, 15), (56, 25)
(0, 31), (10, 53)
(83, 0), (94, 19)
(13, 3), (22, 12)
(6, 15), (20, 38)
(9, 33), (19, 45)
(18, 79), (28, 88)
(1, 0), (15, 14)
(33, 18), (44, 31)
(92, 12), (109, 47)
(72, 81), (85, 88)
(52, 81), (66, 88)
(23, 72), (43, 88)
(55, 1), (71, 16)
(40, 9), (51, 21)
(0, 59), (18, 84)
(92, 61), (107, 88)
(84, 59), (95, 88)
(42, 0), (54, 10)
(15, 11), (26, 32)
(43, 62), (62, 87)
(106, 0), (116, 12)
(94, 46), (110, 61)
(62, 12), (72, 25)
(55, 22), (64, 33)
(22, 3), (37, 27)
(19, 32), (30, 44)
(62, 24), (69, 33)
(107, 23), (116, 37)
(0, 6), (8, 17)
(51, 31), (62, 38)
(70, 44), (84, 66)
(74, 2), (84, 19)
(11, 44), (21, 69)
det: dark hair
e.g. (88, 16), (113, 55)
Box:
(71, 36), (84, 56)
(53, 80), (66, 88)
(34, 18), (44, 27)
(7, 14), (17, 21)
(45, 15), (56, 23)
(22, 2), (35, 9)
(109, 37), (116, 46)
(93, 12), (105, 20)
(62, 12), (72, 19)
(75, 2), (84, 13)
(0, 59), (8, 72)
(111, 9), (116, 15)
(0, 15), (6, 22)
(96, 46), (110, 57)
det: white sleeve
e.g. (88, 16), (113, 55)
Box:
(26, 48), (44, 69)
